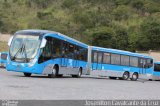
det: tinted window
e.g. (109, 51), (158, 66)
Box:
(103, 53), (110, 64)
(61, 41), (69, 58)
(39, 37), (62, 63)
(67, 43), (75, 59)
(130, 56), (138, 67)
(154, 64), (160, 72)
(121, 55), (129, 66)
(111, 54), (120, 65)
(1, 53), (7, 60)
(78, 48), (87, 61)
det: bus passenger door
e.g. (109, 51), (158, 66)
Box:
(60, 41), (68, 67)
(139, 58), (146, 75)
(73, 46), (78, 68)
(92, 52), (98, 70)
(97, 52), (103, 70)
(92, 52), (102, 70)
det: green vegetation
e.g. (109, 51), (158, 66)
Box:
(0, 0), (160, 51)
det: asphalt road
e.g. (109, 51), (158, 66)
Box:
(0, 68), (160, 100)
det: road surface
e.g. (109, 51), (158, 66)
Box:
(0, 68), (160, 100)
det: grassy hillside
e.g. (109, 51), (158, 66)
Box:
(0, 0), (160, 51)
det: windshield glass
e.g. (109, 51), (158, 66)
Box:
(10, 34), (40, 61)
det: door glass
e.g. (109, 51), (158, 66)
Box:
(98, 53), (102, 63)
(93, 52), (98, 63)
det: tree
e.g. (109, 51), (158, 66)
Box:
(114, 27), (129, 50)
(137, 17), (160, 50)
(90, 27), (116, 48)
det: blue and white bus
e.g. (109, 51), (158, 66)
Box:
(87, 46), (154, 81)
(6, 30), (88, 77)
(151, 62), (160, 80)
(0, 52), (8, 68)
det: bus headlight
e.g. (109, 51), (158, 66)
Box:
(28, 58), (37, 67)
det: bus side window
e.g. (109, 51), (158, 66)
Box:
(67, 43), (74, 59)
(121, 55), (129, 66)
(154, 64), (160, 72)
(74, 46), (79, 60)
(38, 37), (53, 63)
(103, 53), (110, 64)
(52, 38), (61, 58)
(130, 56), (138, 67)
(61, 41), (69, 58)
(111, 54), (120, 65)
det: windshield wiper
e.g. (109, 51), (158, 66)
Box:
(12, 43), (28, 62)
(12, 45), (24, 60)
(23, 44), (28, 63)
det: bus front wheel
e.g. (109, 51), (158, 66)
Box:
(48, 66), (58, 78)
(72, 68), (82, 78)
(24, 73), (32, 77)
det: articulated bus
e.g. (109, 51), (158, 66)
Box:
(6, 30), (88, 77)
(7, 29), (155, 81)
(87, 46), (154, 81)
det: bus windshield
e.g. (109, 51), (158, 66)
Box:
(10, 34), (40, 62)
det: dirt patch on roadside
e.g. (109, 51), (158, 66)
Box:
(0, 34), (11, 42)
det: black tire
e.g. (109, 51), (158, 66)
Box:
(122, 72), (130, 80)
(131, 73), (138, 81)
(57, 74), (63, 78)
(72, 68), (82, 78)
(118, 77), (123, 80)
(48, 66), (58, 78)
(109, 77), (117, 79)
(24, 73), (32, 77)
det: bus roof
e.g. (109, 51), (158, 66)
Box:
(15, 29), (88, 48)
(91, 46), (152, 59)
(154, 61), (160, 64)
(0, 52), (8, 54)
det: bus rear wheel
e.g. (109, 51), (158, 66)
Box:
(131, 73), (138, 81)
(24, 73), (32, 77)
(122, 72), (130, 80)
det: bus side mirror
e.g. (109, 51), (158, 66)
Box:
(8, 36), (13, 46)
(40, 38), (47, 48)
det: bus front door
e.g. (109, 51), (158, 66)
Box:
(139, 58), (146, 78)
(92, 52), (102, 70)
(97, 52), (103, 70)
